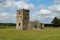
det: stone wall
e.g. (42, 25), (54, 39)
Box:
(16, 9), (29, 30)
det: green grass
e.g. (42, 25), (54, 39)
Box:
(0, 27), (60, 40)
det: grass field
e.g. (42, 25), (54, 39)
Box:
(0, 27), (60, 40)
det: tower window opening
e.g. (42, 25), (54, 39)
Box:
(19, 23), (20, 26)
(35, 25), (37, 28)
(19, 12), (20, 14)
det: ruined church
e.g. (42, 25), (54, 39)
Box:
(16, 9), (44, 30)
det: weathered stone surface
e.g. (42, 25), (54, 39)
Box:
(16, 9), (29, 30)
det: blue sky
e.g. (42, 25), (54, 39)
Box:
(0, 0), (60, 24)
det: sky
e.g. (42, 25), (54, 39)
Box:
(0, 0), (60, 24)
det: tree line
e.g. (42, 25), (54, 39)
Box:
(0, 23), (16, 28)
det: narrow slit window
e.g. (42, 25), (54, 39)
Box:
(19, 23), (20, 26)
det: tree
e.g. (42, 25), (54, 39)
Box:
(52, 17), (60, 27)
(52, 17), (58, 24)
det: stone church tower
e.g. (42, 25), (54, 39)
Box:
(16, 9), (29, 30)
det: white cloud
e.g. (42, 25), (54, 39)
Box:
(0, 0), (35, 23)
(0, 0), (60, 23)
(0, 0), (7, 3)
(16, 1), (35, 10)
(0, 0), (35, 10)
(0, 0), (35, 13)
(53, 0), (60, 4)
(48, 4), (60, 11)
(0, 0), (34, 12)
(3, 0), (16, 7)
(39, 9), (51, 14)
(0, 13), (8, 18)
(48, 4), (60, 18)
(45, 16), (55, 19)
(30, 9), (52, 23)
(0, 0), (15, 12)
(0, 13), (16, 23)
(33, 9), (51, 16)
